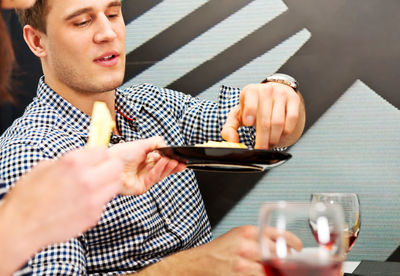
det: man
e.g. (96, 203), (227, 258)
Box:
(0, 0), (305, 274)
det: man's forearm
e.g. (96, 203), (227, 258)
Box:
(132, 249), (198, 276)
(130, 245), (216, 276)
(127, 225), (265, 276)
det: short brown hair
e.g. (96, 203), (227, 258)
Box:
(16, 0), (49, 33)
(0, 0), (15, 103)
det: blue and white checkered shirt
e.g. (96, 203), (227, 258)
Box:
(0, 77), (256, 275)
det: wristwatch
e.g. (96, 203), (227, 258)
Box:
(262, 73), (299, 92)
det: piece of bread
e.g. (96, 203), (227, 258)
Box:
(195, 141), (248, 149)
(87, 101), (115, 147)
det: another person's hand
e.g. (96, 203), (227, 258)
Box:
(221, 83), (305, 149)
(0, 138), (184, 275)
(108, 136), (186, 195)
(0, 147), (124, 261)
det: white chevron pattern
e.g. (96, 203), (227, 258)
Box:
(123, 0), (289, 92)
(125, 0), (208, 54)
(198, 28), (311, 100)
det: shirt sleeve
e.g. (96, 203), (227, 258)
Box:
(159, 85), (256, 147)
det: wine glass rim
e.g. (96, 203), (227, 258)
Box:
(261, 201), (311, 208)
(311, 192), (359, 197)
(258, 201), (347, 261)
(260, 201), (344, 211)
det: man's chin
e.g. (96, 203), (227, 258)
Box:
(102, 80), (124, 91)
(95, 75), (124, 92)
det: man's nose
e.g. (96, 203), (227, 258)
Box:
(93, 14), (117, 43)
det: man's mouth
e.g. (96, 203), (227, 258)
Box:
(99, 55), (115, 61)
(94, 52), (120, 67)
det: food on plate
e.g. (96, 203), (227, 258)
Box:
(195, 141), (248, 149)
(87, 101), (115, 147)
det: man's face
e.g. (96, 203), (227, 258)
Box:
(41, 0), (126, 94)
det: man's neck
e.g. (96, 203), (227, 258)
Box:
(43, 77), (117, 119)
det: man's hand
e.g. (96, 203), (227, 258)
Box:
(221, 82), (305, 149)
(108, 136), (186, 195)
(195, 226), (265, 276)
(259, 226), (303, 256)
(138, 225), (302, 276)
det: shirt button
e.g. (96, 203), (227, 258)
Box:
(165, 218), (171, 224)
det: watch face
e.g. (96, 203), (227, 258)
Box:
(266, 73), (298, 90)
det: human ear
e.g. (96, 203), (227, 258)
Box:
(22, 25), (47, 58)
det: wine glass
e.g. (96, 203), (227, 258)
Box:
(311, 193), (361, 254)
(259, 201), (346, 276)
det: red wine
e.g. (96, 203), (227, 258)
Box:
(346, 230), (359, 252)
(263, 258), (342, 276)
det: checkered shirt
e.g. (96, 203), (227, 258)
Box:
(0, 77), (256, 275)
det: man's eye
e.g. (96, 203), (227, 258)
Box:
(74, 20), (90, 27)
(107, 13), (119, 18)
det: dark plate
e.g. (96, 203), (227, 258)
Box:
(158, 146), (292, 172)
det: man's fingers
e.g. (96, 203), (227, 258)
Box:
(255, 89), (272, 149)
(144, 136), (168, 151)
(159, 158), (180, 180)
(283, 230), (303, 251)
(238, 239), (262, 262)
(109, 136), (167, 163)
(144, 157), (170, 186)
(241, 85), (259, 126)
(152, 154), (186, 177)
(173, 163), (186, 173)
(135, 136), (167, 154)
(221, 105), (241, 143)
(284, 94), (300, 134)
(140, 157), (178, 192)
(261, 227), (303, 252)
(269, 93), (286, 147)
(145, 151), (162, 165)
(221, 127), (239, 143)
(165, 161), (186, 176)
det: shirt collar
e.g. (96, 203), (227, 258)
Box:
(36, 76), (91, 138)
(114, 85), (144, 122)
(36, 77), (144, 137)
